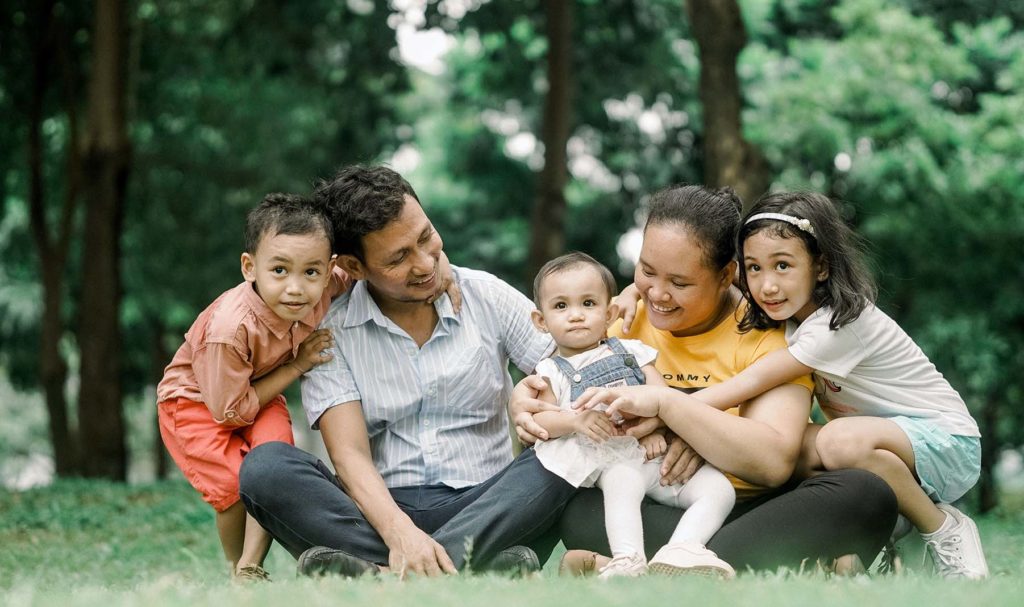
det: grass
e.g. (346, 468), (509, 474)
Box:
(2, 480), (1024, 606)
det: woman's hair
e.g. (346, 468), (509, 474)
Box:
(644, 184), (744, 271)
(737, 191), (877, 331)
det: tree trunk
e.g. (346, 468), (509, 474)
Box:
(526, 0), (574, 291)
(27, 0), (79, 476)
(151, 320), (170, 479)
(77, 0), (130, 480)
(685, 0), (769, 206)
(978, 395), (998, 512)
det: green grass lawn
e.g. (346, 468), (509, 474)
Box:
(2, 480), (1024, 606)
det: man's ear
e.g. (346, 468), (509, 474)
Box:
(531, 309), (548, 333)
(338, 254), (366, 280)
(240, 252), (256, 283)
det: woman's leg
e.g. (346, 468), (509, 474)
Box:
(815, 417), (945, 533)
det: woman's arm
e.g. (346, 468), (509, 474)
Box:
(694, 348), (813, 411)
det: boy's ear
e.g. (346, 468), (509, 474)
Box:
(338, 254), (366, 280)
(240, 252), (256, 283)
(531, 309), (548, 333)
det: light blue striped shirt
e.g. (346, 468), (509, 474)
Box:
(301, 266), (554, 488)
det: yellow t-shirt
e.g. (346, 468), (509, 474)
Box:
(610, 302), (814, 498)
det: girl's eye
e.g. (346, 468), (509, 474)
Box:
(583, 299), (595, 307)
(746, 264), (760, 273)
(306, 268), (321, 277)
(777, 262), (790, 270)
(554, 302), (567, 310)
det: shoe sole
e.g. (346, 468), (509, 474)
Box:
(648, 562), (734, 579)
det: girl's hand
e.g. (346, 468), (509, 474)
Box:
(291, 328), (334, 373)
(573, 385), (665, 420)
(430, 252), (463, 314)
(609, 283), (642, 335)
(573, 410), (618, 443)
(638, 432), (668, 460)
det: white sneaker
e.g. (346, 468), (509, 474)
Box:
(649, 542), (736, 579)
(597, 552), (648, 578)
(923, 504), (989, 579)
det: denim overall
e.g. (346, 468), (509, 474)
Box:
(551, 337), (646, 400)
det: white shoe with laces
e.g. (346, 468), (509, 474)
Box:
(923, 503), (989, 579)
(649, 541), (736, 579)
(597, 552), (648, 578)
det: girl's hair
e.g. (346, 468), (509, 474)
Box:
(645, 184), (743, 271)
(737, 191), (877, 331)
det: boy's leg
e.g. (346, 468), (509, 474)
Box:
(238, 441), (392, 564)
(430, 448), (576, 569)
(236, 512), (274, 572)
(215, 502), (247, 571)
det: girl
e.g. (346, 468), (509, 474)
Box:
(693, 191), (987, 579)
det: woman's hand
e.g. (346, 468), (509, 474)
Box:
(659, 434), (705, 485)
(509, 375), (561, 444)
(572, 384), (666, 420)
(609, 283), (642, 335)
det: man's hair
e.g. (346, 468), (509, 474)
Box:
(313, 165), (420, 259)
(244, 193), (333, 254)
(532, 251), (617, 307)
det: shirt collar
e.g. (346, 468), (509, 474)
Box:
(342, 280), (461, 329)
(241, 281), (318, 338)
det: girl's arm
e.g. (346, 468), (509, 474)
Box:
(695, 348), (813, 411)
(609, 283), (642, 335)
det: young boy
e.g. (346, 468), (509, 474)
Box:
(157, 193), (347, 581)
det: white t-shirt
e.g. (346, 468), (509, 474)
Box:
(786, 304), (978, 437)
(534, 339), (658, 487)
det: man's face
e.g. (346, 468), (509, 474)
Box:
(342, 195), (444, 307)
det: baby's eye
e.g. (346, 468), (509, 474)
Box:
(554, 302), (567, 310)
(583, 299), (596, 307)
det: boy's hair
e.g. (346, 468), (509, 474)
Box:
(533, 252), (617, 307)
(737, 191), (877, 332)
(645, 184), (743, 271)
(313, 165), (420, 260)
(244, 193), (333, 254)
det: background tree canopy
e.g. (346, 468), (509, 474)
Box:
(1, 0), (1022, 509)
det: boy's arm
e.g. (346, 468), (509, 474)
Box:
(251, 328), (334, 405)
(695, 348), (812, 411)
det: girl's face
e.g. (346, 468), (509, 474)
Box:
(742, 231), (826, 323)
(531, 265), (613, 358)
(634, 223), (735, 337)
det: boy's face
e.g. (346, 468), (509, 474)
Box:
(338, 195), (444, 309)
(241, 230), (335, 322)
(531, 265), (613, 358)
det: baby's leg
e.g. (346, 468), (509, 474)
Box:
(596, 461), (647, 557)
(648, 464), (735, 545)
(815, 417), (944, 533)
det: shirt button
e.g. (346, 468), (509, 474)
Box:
(226, 411), (236, 418)
(424, 420), (431, 426)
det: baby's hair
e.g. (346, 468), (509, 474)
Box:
(244, 193), (333, 254)
(737, 191), (877, 331)
(645, 184), (743, 271)
(533, 252), (617, 307)
(313, 165), (420, 260)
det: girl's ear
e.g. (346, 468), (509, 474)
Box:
(240, 252), (256, 283)
(816, 258), (830, 282)
(531, 309), (548, 333)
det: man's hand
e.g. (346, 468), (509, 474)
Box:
(509, 375), (561, 444)
(659, 434), (705, 486)
(385, 525), (457, 579)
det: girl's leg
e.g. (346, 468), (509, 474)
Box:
(215, 502), (247, 572)
(815, 417), (945, 533)
(595, 462), (647, 557)
(649, 464), (735, 546)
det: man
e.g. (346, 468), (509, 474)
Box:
(239, 165), (574, 578)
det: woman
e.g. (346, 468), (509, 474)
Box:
(512, 184), (897, 574)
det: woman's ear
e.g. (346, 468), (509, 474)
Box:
(720, 260), (739, 289)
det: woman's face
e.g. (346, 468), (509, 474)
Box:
(634, 223), (735, 337)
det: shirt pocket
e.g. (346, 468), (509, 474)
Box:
(442, 344), (503, 418)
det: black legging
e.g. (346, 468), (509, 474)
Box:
(560, 468), (897, 572)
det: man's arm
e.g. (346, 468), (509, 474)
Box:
(318, 403), (456, 577)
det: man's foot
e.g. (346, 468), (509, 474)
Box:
(597, 552), (648, 578)
(558, 549), (609, 577)
(296, 546), (378, 578)
(830, 554), (866, 577)
(234, 564), (271, 582)
(482, 545), (541, 577)
(649, 542), (735, 579)
(923, 504), (989, 579)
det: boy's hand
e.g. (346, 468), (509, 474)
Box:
(291, 328), (334, 373)
(609, 283), (642, 335)
(573, 410), (618, 443)
(638, 432), (667, 460)
(430, 252), (463, 314)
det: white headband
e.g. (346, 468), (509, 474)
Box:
(745, 212), (816, 237)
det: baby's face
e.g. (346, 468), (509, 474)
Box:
(241, 230), (334, 322)
(534, 265), (613, 357)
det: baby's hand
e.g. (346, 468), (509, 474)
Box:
(573, 410), (617, 443)
(638, 432), (667, 460)
(292, 328), (334, 373)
